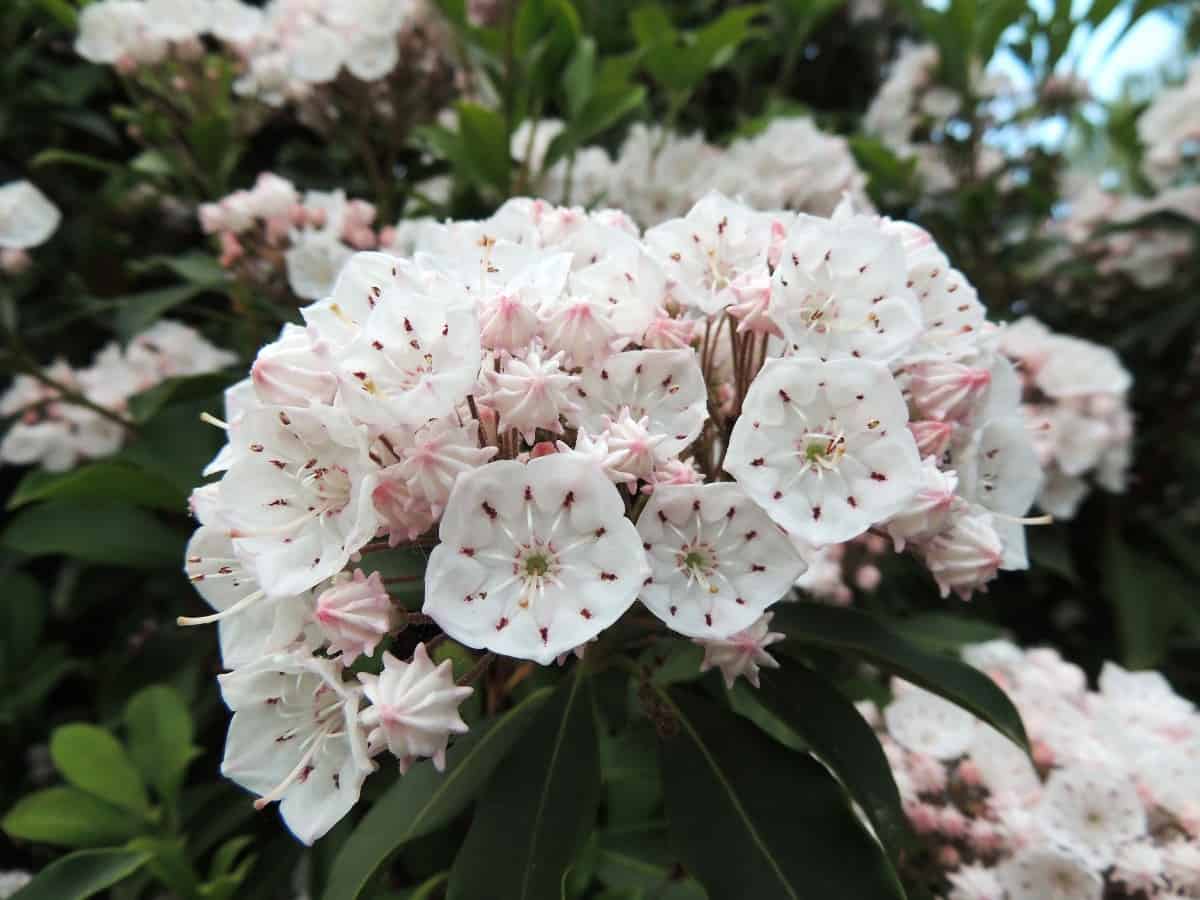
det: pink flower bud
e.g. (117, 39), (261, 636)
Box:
(218, 232), (244, 268)
(936, 845), (961, 868)
(315, 570), (393, 662)
(1, 248), (31, 275)
(1031, 740), (1055, 769)
(957, 759), (983, 786)
(938, 807), (967, 838)
(530, 441), (559, 458)
(907, 801), (939, 834)
(909, 419), (955, 459)
(855, 563), (881, 592)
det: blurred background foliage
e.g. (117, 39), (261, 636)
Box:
(0, 0), (1197, 897)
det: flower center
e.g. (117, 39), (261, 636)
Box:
(676, 541), (720, 593)
(522, 552), (552, 578)
(797, 429), (846, 472)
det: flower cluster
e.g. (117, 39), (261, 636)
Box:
(0, 180), (61, 274)
(200, 174), (381, 302)
(1138, 60), (1200, 189)
(230, 0), (452, 113)
(998, 317), (1133, 519)
(514, 116), (870, 225)
(74, 0), (263, 68)
(864, 44), (1008, 192)
(869, 641), (1200, 900)
(184, 189), (1059, 840)
(1, 321), (235, 471)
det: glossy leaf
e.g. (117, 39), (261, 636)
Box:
(447, 665), (600, 900)
(0, 571), (44, 671)
(656, 688), (905, 900)
(322, 687), (554, 900)
(456, 102), (511, 194)
(1, 501), (186, 569)
(9, 847), (151, 900)
(7, 461), (185, 512)
(773, 604), (1028, 751)
(2, 787), (146, 847)
(124, 685), (200, 808)
(50, 724), (150, 815)
(757, 666), (912, 865)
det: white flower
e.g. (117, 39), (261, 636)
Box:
(1163, 839), (1200, 893)
(144, 0), (211, 41)
(315, 570), (393, 662)
(539, 294), (620, 366)
(907, 360), (993, 422)
(644, 192), (773, 314)
(884, 456), (964, 550)
(883, 683), (976, 760)
(423, 455), (649, 664)
(695, 612), (785, 689)
(966, 722), (1040, 799)
(772, 207), (922, 363)
(1033, 336), (1132, 399)
(637, 483), (806, 638)
(74, 0), (157, 63)
(183, 526), (314, 668)
(377, 415), (498, 516)
(1110, 840), (1166, 896)
(484, 346), (579, 442)
(571, 348), (707, 466)
(208, 0), (264, 43)
(920, 506), (1003, 600)
(217, 405), (380, 596)
(995, 846), (1103, 900)
(0, 872), (31, 899)
(288, 24), (346, 83)
(0, 181), (61, 250)
(945, 864), (1003, 900)
(286, 231), (354, 301)
(219, 652), (374, 845)
(345, 30), (400, 81)
(358, 644), (472, 771)
(126, 319), (238, 381)
(725, 356), (924, 545)
(336, 267), (481, 430)
(251, 323), (338, 407)
(1037, 765), (1146, 868)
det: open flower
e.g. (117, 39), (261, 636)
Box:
(423, 455), (648, 664)
(218, 652), (374, 845)
(637, 482), (806, 638)
(725, 356), (923, 545)
(0, 181), (61, 250)
(358, 644), (472, 772)
(695, 612), (785, 689)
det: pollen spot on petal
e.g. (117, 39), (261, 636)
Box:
(870, 471), (887, 481)
(580, 608), (592, 619)
(812, 506), (821, 520)
(495, 617), (509, 631)
(848, 496), (858, 507)
(482, 501), (497, 519)
(539, 627), (549, 643)
(751, 563), (766, 572)
(600, 572), (618, 581)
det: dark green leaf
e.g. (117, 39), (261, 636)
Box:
(129, 253), (226, 285)
(0, 571), (44, 671)
(50, 724), (150, 815)
(29, 148), (120, 174)
(127, 373), (234, 425)
(447, 666), (600, 900)
(322, 688), (554, 900)
(115, 284), (221, 340)
(9, 848), (151, 900)
(2, 787), (146, 847)
(455, 102), (512, 194)
(773, 604), (1028, 751)
(657, 688), (905, 900)
(127, 837), (201, 899)
(1104, 531), (1189, 668)
(888, 613), (1009, 655)
(757, 667), (912, 865)
(7, 462), (185, 512)
(1, 501), (186, 569)
(125, 685), (200, 809)
(564, 37), (596, 119)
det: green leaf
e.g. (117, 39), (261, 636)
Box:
(975, 0), (1024, 60)
(773, 604), (1028, 751)
(34, 0), (79, 29)
(1104, 531), (1188, 668)
(0, 571), (45, 671)
(129, 253), (227, 286)
(1, 501), (186, 569)
(115, 284), (221, 340)
(888, 613), (1008, 655)
(757, 666), (912, 865)
(29, 148), (120, 175)
(447, 666), (600, 900)
(127, 372), (234, 424)
(656, 688), (905, 900)
(3, 787), (146, 847)
(455, 102), (512, 194)
(7, 462), (185, 512)
(51, 724), (150, 815)
(322, 688), (554, 900)
(125, 685), (200, 809)
(564, 37), (596, 119)
(9, 847), (151, 900)
(127, 837), (201, 900)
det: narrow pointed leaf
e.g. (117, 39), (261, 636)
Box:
(657, 687), (905, 900)
(322, 687), (553, 900)
(447, 666), (600, 900)
(10, 848), (151, 900)
(773, 604), (1028, 751)
(757, 666), (912, 864)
